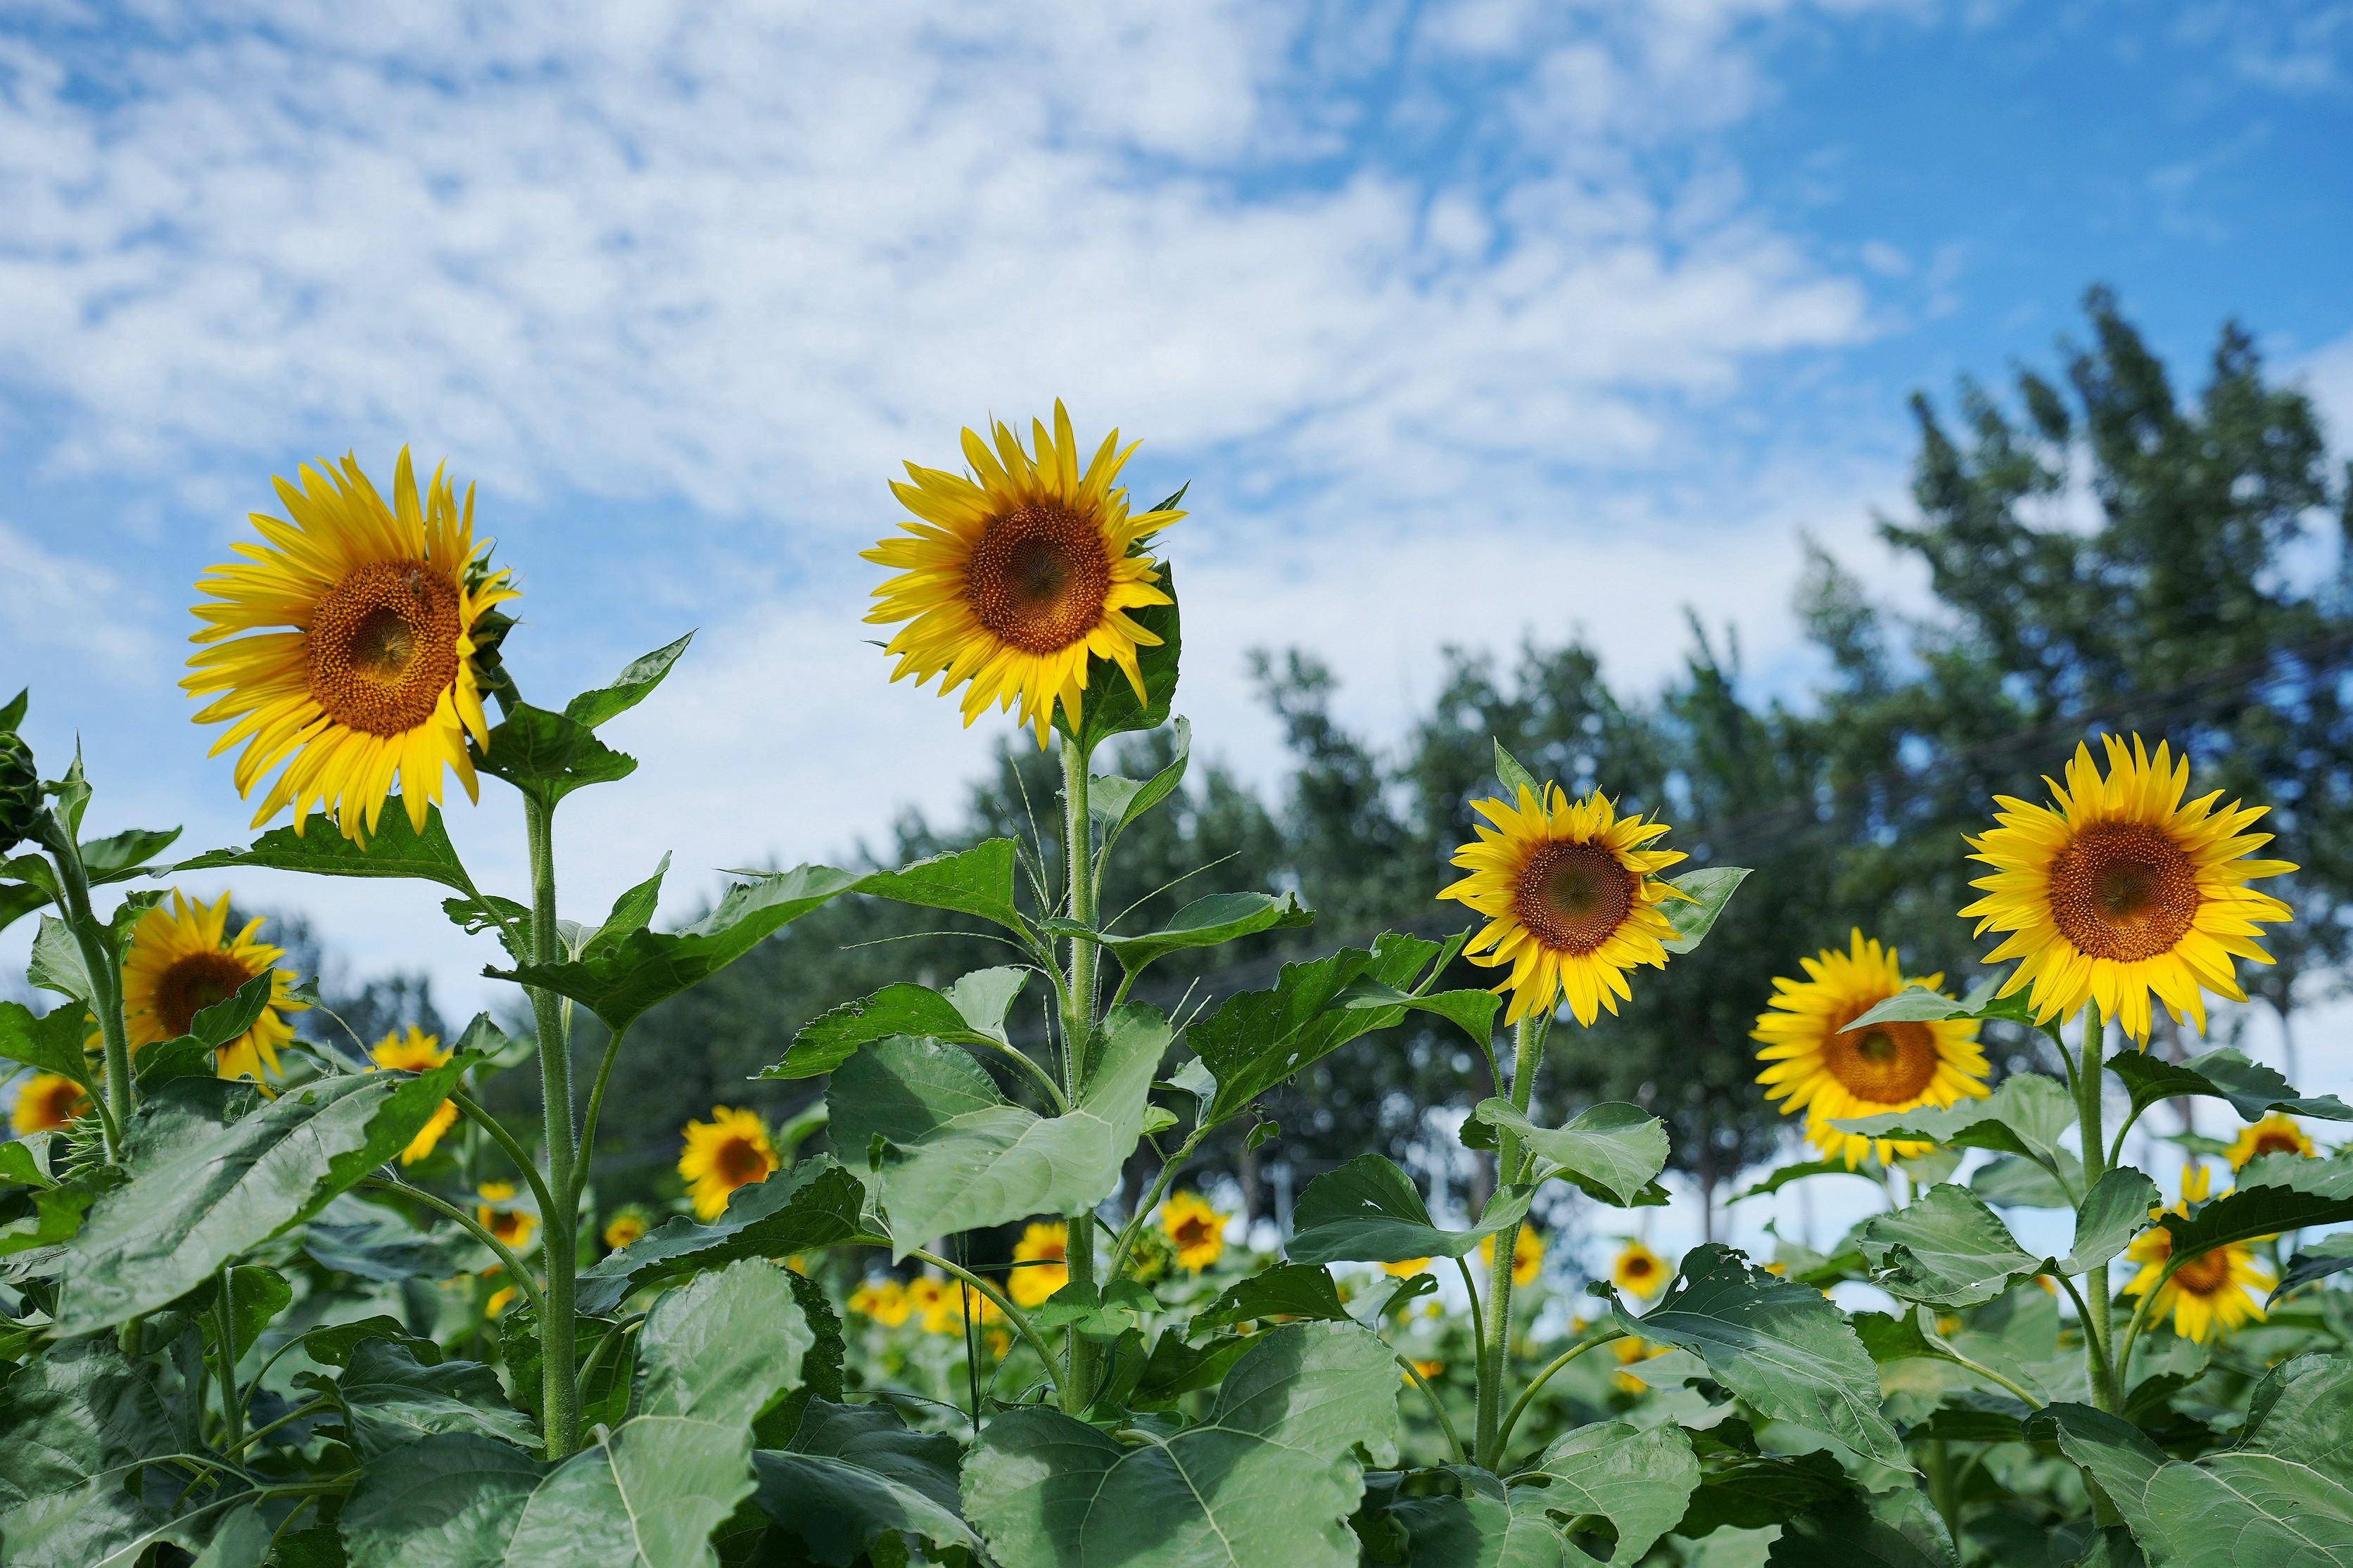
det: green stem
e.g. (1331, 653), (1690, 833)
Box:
(1491, 1327), (1623, 1465)
(568, 1024), (634, 1210)
(450, 1090), (558, 1220)
(1454, 1256), (1486, 1377)
(1475, 1016), (1545, 1468)
(1058, 736), (1101, 1415)
(1929, 1347), (2047, 1409)
(521, 793), (581, 1460)
(1398, 1356), (1468, 1465)
(359, 1178), (546, 1318)
(210, 1268), (245, 1448)
(911, 1247), (1065, 1398)
(2113, 1259), (2173, 1384)
(2069, 1016), (2119, 1412)
(227, 1397), (333, 1455)
(47, 832), (131, 1155)
(1106, 1123), (1212, 1278)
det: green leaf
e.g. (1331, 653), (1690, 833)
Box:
(2108, 1047), (2353, 1123)
(1856, 1183), (2041, 1310)
(1766, 1486), (1960, 1568)
(1613, 1243), (1910, 1472)
(189, 970), (277, 1052)
(1286, 1152), (1535, 1266)
(576, 1158), (880, 1316)
(1193, 1261), (1351, 1330)
(1022, 1277), (1160, 1339)
(476, 701), (639, 806)
(310, 1337), (537, 1459)
(2161, 1152), (2353, 1262)
(1662, 866), (1750, 953)
(0, 1341), (179, 1568)
(850, 838), (1027, 931)
(1734, 1159), (1884, 1202)
(201, 1262), (291, 1365)
(1518, 1420), (1701, 1564)
(581, 854), (671, 964)
(53, 1054), (476, 1334)
(1054, 563), (1181, 756)
(0, 998), (94, 1085)
(1381, 1465), (1590, 1567)
(1097, 890), (1314, 979)
(962, 1320), (1399, 1568)
(749, 1401), (982, 1567)
(1091, 715), (1190, 851)
(1845, 977), (2036, 1030)
(827, 1004), (1167, 1257)
(1493, 739), (1542, 802)
(2060, 1168), (2159, 1275)
(177, 799), (473, 891)
(1834, 1073), (2075, 1175)
(27, 915), (94, 1004)
(337, 1432), (548, 1567)
(1331, 975), (1502, 1058)
(1972, 1153), (2084, 1209)
(633, 1259), (816, 1429)
(303, 1198), (471, 1282)
(565, 633), (695, 729)
(2274, 1235), (2353, 1304)
(1471, 1099), (1669, 1206)
(1190, 932), (1451, 1126)
(762, 966), (1031, 1081)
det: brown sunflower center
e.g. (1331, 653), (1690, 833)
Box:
(308, 561), (462, 736)
(153, 950), (260, 1038)
(714, 1135), (770, 1187)
(2252, 1130), (2306, 1158)
(2047, 821), (2200, 962)
(33, 1080), (87, 1127)
(1173, 1214), (1215, 1248)
(1825, 1012), (1940, 1104)
(2171, 1249), (2233, 1296)
(1513, 840), (1637, 955)
(965, 502), (1112, 655)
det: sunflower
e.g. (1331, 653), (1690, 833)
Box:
(2226, 1112), (2316, 1170)
(849, 1277), (912, 1327)
(1381, 1256), (1432, 1279)
(1478, 1226), (1545, 1287)
(365, 1026), (457, 1164)
(864, 403), (1181, 746)
(475, 1182), (538, 1252)
(1611, 1334), (1657, 1396)
(1611, 1240), (1670, 1299)
(1962, 736), (2295, 1044)
(1753, 930), (1992, 1168)
(677, 1105), (780, 1220)
(1160, 1190), (1229, 1272)
(1441, 783), (1688, 1026)
(602, 1206), (652, 1252)
(1404, 1358), (1446, 1386)
(122, 891), (307, 1081)
(1008, 1220), (1070, 1308)
(2122, 1174), (2272, 1343)
(186, 449), (517, 842)
(11, 1072), (89, 1135)
(485, 1285), (518, 1319)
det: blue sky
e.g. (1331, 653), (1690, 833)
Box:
(3, 0), (2351, 1014)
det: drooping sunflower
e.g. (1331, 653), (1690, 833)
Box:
(186, 449), (517, 841)
(476, 1182), (539, 1252)
(864, 402), (1181, 746)
(602, 1206), (652, 1252)
(1160, 1190), (1229, 1273)
(122, 891), (307, 1081)
(11, 1072), (89, 1135)
(676, 1105), (780, 1220)
(1441, 782), (1687, 1026)
(2121, 1171), (2272, 1343)
(2225, 1112), (2316, 1171)
(367, 1026), (456, 1164)
(1008, 1220), (1070, 1308)
(1611, 1239), (1670, 1299)
(1478, 1226), (1545, 1287)
(1962, 735), (2295, 1044)
(1753, 930), (1992, 1168)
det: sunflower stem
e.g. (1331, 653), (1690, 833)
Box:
(46, 826), (132, 1155)
(2072, 1013), (2120, 1413)
(1476, 1015), (1544, 1468)
(1058, 734), (1101, 1415)
(521, 793), (581, 1458)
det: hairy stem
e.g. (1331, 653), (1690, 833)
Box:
(912, 1247), (1066, 1398)
(1476, 1016), (1544, 1467)
(2071, 1016), (2119, 1412)
(1491, 1327), (1623, 1465)
(1058, 736), (1101, 1414)
(521, 794), (581, 1458)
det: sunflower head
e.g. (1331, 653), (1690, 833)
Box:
(1478, 1226), (1545, 1287)
(1753, 930), (1992, 1168)
(1611, 1239), (1670, 1299)
(2226, 1112), (2316, 1171)
(1160, 1190), (1229, 1273)
(2123, 1176), (2272, 1343)
(864, 402), (1181, 746)
(1962, 736), (2295, 1044)
(122, 891), (308, 1081)
(602, 1206), (653, 1252)
(11, 1071), (89, 1135)
(364, 1026), (456, 1164)
(849, 1276), (911, 1327)
(0, 692), (39, 854)
(676, 1105), (780, 1221)
(186, 450), (519, 843)
(475, 1182), (540, 1251)
(1008, 1219), (1071, 1308)
(1441, 782), (1687, 1026)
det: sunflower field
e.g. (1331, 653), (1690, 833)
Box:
(4, 404), (2352, 1568)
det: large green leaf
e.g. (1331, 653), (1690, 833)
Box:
(53, 1054), (474, 1334)
(576, 1159), (880, 1315)
(1092, 891), (1313, 979)
(0, 997), (94, 1085)
(2274, 1235), (2353, 1305)
(0, 828), (181, 935)
(308, 1338), (536, 1459)
(827, 1005), (1167, 1256)
(1286, 1152), (1534, 1266)
(1055, 560), (1181, 756)
(1189, 932), (1453, 1126)
(761, 966), (1032, 1081)
(848, 838), (1027, 931)
(1613, 1244), (1910, 1472)
(2160, 1153), (2353, 1261)
(962, 1320), (1399, 1568)
(0, 1341), (179, 1568)
(1193, 1262), (1352, 1331)
(2060, 1168), (2159, 1275)
(1765, 1487), (1959, 1567)
(564, 634), (695, 729)
(1471, 1099), (1669, 1207)
(749, 1401), (982, 1567)
(2107, 1047), (2353, 1124)
(1516, 1420), (1701, 1564)
(1382, 1466), (1594, 1567)
(1662, 866), (1751, 953)
(633, 1259), (816, 1429)
(177, 799), (472, 890)
(1836, 1073), (2076, 1176)
(476, 702), (638, 806)
(1856, 1184), (2041, 1309)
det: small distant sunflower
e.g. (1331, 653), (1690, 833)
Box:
(1160, 1190), (1229, 1272)
(1753, 930), (1991, 1168)
(1441, 783), (1687, 1026)
(1962, 736), (2295, 1044)
(1404, 1358), (1446, 1386)
(122, 891), (307, 1081)
(1008, 1220), (1070, 1308)
(2123, 1173), (2271, 1343)
(677, 1105), (780, 1220)
(864, 402), (1181, 746)
(1381, 1256), (1433, 1279)
(11, 1072), (88, 1135)
(186, 450), (516, 842)
(1479, 1226), (1545, 1287)
(2226, 1112), (2316, 1171)
(850, 1277), (912, 1327)
(1611, 1240), (1670, 1299)
(485, 1284), (518, 1320)
(476, 1182), (538, 1252)
(602, 1206), (652, 1252)
(367, 1026), (455, 1164)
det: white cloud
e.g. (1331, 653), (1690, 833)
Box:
(0, 518), (165, 677)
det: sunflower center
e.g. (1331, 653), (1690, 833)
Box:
(714, 1135), (770, 1186)
(2171, 1249), (2233, 1295)
(2253, 1130), (2305, 1158)
(308, 561), (462, 736)
(965, 502), (1112, 655)
(2048, 821), (2201, 962)
(1626, 1258), (1654, 1279)
(1825, 1014), (1940, 1104)
(1173, 1214), (1214, 1248)
(1514, 841), (1637, 955)
(153, 950), (260, 1038)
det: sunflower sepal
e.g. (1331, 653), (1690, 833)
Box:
(2105, 1047), (2353, 1128)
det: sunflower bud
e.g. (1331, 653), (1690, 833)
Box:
(0, 697), (39, 855)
